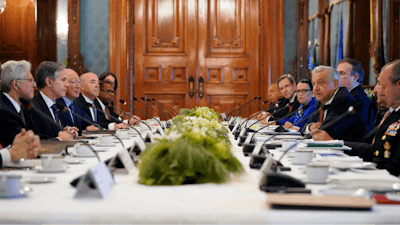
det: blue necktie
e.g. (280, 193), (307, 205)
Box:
(51, 104), (61, 131)
(92, 103), (97, 122)
(69, 104), (76, 123)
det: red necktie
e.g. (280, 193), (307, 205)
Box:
(319, 108), (324, 123)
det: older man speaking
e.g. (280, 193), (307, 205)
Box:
(302, 66), (365, 141)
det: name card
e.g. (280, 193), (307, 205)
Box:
(228, 117), (234, 124)
(252, 141), (264, 155)
(75, 162), (115, 198)
(239, 127), (247, 137)
(114, 148), (135, 173)
(232, 122), (240, 132)
(134, 137), (146, 152)
(220, 113), (227, 120)
(244, 132), (254, 144)
(156, 125), (165, 136)
(142, 130), (154, 143)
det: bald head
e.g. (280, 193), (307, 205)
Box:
(80, 72), (100, 100)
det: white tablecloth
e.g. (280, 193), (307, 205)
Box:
(0, 132), (400, 223)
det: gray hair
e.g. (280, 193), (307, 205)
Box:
(311, 65), (341, 84)
(277, 74), (295, 87)
(0, 60), (32, 92)
(35, 61), (66, 90)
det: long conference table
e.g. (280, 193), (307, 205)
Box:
(0, 125), (400, 223)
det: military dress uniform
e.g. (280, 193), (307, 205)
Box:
(345, 108), (400, 176)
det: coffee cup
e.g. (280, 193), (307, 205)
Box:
(306, 162), (330, 183)
(0, 173), (22, 195)
(295, 149), (313, 164)
(116, 129), (129, 138)
(99, 134), (113, 145)
(74, 143), (94, 155)
(41, 154), (64, 171)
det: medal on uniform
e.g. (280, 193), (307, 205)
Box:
(375, 150), (379, 156)
(384, 150), (391, 158)
(382, 135), (386, 140)
(385, 121), (400, 136)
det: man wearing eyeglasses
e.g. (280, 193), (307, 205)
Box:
(302, 65), (365, 141)
(56, 69), (99, 132)
(97, 80), (140, 125)
(75, 72), (129, 130)
(262, 79), (316, 131)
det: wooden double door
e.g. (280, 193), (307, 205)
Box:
(134, 0), (259, 118)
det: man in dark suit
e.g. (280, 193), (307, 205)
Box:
(337, 58), (375, 134)
(302, 65), (365, 142)
(56, 69), (99, 132)
(30, 61), (77, 140)
(75, 72), (129, 130)
(0, 60), (38, 146)
(258, 74), (300, 121)
(342, 59), (400, 176)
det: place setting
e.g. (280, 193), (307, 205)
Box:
(71, 143), (97, 158)
(35, 154), (68, 173)
(0, 173), (31, 198)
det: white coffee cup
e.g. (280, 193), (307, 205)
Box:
(41, 154), (64, 171)
(295, 149), (314, 164)
(100, 134), (113, 145)
(282, 140), (297, 150)
(116, 129), (129, 138)
(0, 174), (22, 195)
(306, 162), (330, 183)
(74, 143), (94, 155)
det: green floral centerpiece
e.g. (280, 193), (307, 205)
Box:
(138, 107), (243, 185)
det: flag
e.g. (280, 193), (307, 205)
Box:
(312, 43), (318, 69)
(336, 6), (343, 65)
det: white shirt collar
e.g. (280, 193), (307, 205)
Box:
(82, 94), (94, 104)
(290, 93), (296, 103)
(324, 88), (340, 106)
(96, 97), (106, 111)
(3, 92), (21, 113)
(389, 105), (400, 113)
(62, 97), (72, 107)
(39, 91), (56, 108)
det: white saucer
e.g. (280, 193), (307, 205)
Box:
(93, 149), (107, 152)
(117, 136), (131, 140)
(289, 159), (309, 165)
(0, 186), (31, 198)
(63, 159), (85, 164)
(22, 176), (56, 184)
(73, 154), (95, 158)
(303, 178), (330, 184)
(35, 166), (67, 173)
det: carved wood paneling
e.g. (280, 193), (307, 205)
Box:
(233, 67), (248, 83)
(0, 0), (36, 67)
(146, 0), (185, 54)
(170, 67), (187, 83)
(144, 94), (184, 118)
(207, 94), (249, 116)
(208, 0), (246, 55)
(206, 67), (223, 83)
(36, 0), (57, 68)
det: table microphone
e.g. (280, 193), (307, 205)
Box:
(151, 98), (178, 115)
(89, 103), (143, 140)
(106, 103), (152, 131)
(120, 99), (165, 129)
(258, 103), (362, 192)
(145, 98), (173, 120)
(232, 100), (269, 137)
(20, 98), (64, 133)
(228, 96), (260, 118)
(137, 97), (169, 122)
(55, 102), (102, 130)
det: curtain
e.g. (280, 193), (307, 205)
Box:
(330, 1), (348, 67)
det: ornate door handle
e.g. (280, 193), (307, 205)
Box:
(189, 76), (195, 98)
(198, 77), (204, 99)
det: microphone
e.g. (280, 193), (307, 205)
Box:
(135, 97), (168, 122)
(151, 98), (178, 115)
(232, 100), (269, 137)
(20, 98), (64, 132)
(228, 96), (260, 117)
(229, 99), (266, 131)
(89, 103), (143, 140)
(230, 97), (262, 117)
(55, 102), (102, 130)
(120, 99), (165, 129)
(107, 103), (152, 132)
(258, 103), (362, 193)
(146, 98), (173, 120)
